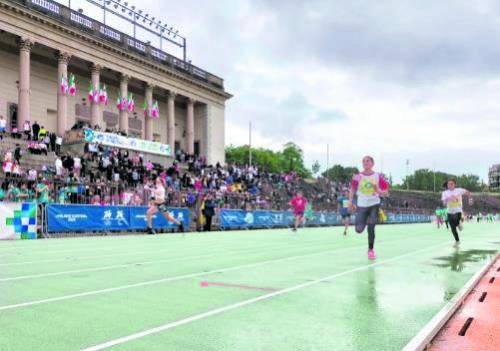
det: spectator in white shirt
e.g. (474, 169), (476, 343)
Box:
(55, 157), (63, 177)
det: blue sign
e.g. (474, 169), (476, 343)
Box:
(46, 205), (190, 233)
(219, 209), (431, 229)
(129, 207), (189, 230)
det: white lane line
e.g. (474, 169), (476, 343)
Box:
(0, 240), (291, 267)
(0, 241), (383, 311)
(0, 234), (335, 267)
(0, 254), (212, 282)
(0, 230), (429, 281)
(0, 239), (339, 282)
(80, 241), (449, 351)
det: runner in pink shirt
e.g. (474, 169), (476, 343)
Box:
(290, 191), (307, 232)
(349, 156), (389, 260)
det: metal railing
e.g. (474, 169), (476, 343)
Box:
(8, 0), (225, 89)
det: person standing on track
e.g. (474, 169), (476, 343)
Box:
(337, 189), (352, 235)
(146, 176), (184, 235)
(349, 156), (389, 260)
(441, 178), (472, 248)
(290, 191), (307, 232)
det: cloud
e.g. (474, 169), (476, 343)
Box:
(73, 0), (500, 182)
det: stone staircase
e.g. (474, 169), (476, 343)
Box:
(0, 136), (57, 172)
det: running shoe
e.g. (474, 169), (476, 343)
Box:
(453, 241), (460, 248)
(368, 249), (376, 260)
(292, 228), (297, 232)
(147, 227), (157, 235)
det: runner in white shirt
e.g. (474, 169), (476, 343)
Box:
(441, 178), (472, 247)
(146, 176), (184, 235)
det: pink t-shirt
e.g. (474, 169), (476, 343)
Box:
(290, 196), (307, 214)
(351, 172), (389, 207)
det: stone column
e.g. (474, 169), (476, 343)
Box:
(57, 52), (71, 136)
(119, 74), (129, 133)
(167, 91), (176, 155)
(144, 83), (154, 141)
(18, 38), (33, 130)
(90, 64), (101, 128)
(186, 98), (195, 155)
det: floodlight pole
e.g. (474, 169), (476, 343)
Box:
(249, 121), (252, 167)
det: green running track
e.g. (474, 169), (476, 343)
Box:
(0, 223), (498, 351)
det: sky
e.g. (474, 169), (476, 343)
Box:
(60, 0), (500, 182)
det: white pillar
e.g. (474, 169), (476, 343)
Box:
(90, 64), (101, 128)
(144, 83), (154, 141)
(167, 91), (176, 155)
(119, 74), (129, 133)
(57, 52), (71, 136)
(186, 98), (195, 155)
(18, 38), (33, 129)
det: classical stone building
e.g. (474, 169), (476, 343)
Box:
(0, 0), (231, 164)
(489, 164), (500, 190)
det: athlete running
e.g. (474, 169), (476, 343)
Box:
(441, 178), (472, 247)
(337, 189), (351, 235)
(146, 176), (184, 235)
(349, 156), (389, 260)
(290, 191), (307, 232)
(435, 207), (444, 229)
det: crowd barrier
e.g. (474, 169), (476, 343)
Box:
(46, 204), (190, 233)
(219, 209), (431, 229)
(0, 203), (431, 238)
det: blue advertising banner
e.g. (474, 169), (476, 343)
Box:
(219, 209), (431, 229)
(129, 207), (189, 230)
(47, 205), (190, 233)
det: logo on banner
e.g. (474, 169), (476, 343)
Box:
(83, 128), (171, 156)
(1, 203), (37, 240)
(244, 212), (254, 224)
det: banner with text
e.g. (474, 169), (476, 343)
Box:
(219, 209), (430, 229)
(83, 128), (171, 157)
(0, 202), (37, 240)
(46, 204), (189, 233)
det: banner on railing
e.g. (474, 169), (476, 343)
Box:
(0, 202), (37, 240)
(46, 204), (189, 233)
(219, 209), (430, 229)
(83, 128), (171, 157)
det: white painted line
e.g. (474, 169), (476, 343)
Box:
(402, 252), (500, 351)
(0, 231), (341, 267)
(0, 254), (213, 282)
(80, 242), (449, 351)
(0, 243), (372, 311)
(0, 238), (346, 282)
(0, 239), (294, 267)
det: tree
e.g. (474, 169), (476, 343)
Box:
(401, 169), (482, 192)
(225, 142), (312, 178)
(322, 164), (359, 184)
(311, 161), (321, 175)
(281, 142), (311, 178)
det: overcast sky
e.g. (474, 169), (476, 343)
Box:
(63, 0), (500, 182)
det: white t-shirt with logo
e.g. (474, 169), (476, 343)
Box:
(0, 119), (6, 129)
(351, 172), (389, 208)
(441, 188), (467, 214)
